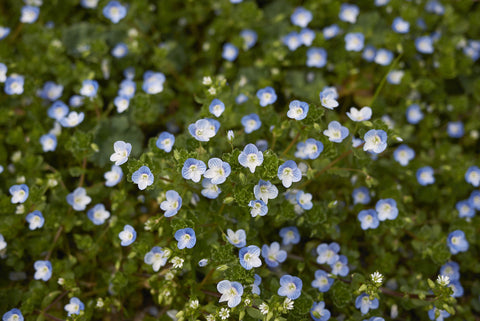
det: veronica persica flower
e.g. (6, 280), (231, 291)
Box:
(142, 71), (166, 94)
(66, 187), (91, 211)
(201, 178), (221, 199)
(222, 43), (238, 62)
(358, 209), (380, 230)
(363, 45), (376, 62)
(291, 7), (312, 27)
(428, 307), (450, 321)
(394, 144), (415, 166)
(40, 81), (63, 101)
(0, 233), (7, 251)
(119, 224), (136, 246)
(20, 6), (40, 24)
(81, 0), (99, 8)
(80, 79), (98, 97)
(26, 210), (44, 230)
(132, 166), (154, 190)
(278, 275), (302, 300)
(456, 200), (475, 218)
(87, 204), (110, 225)
(256, 87), (277, 107)
(316, 242), (340, 265)
(296, 191), (313, 210)
(287, 100), (309, 120)
(469, 190), (480, 210)
(175, 228), (196, 249)
(374, 49), (393, 65)
(465, 166), (480, 187)
(155, 132), (175, 153)
(355, 293), (379, 315)
(226, 229), (246, 248)
(406, 104), (424, 124)
(33, 260), (52, 281)
(447, 230), (469, 254)
(2, 309), (24, 321)
(323, 121), (349, 143)
(295, 138), (323, 159)
(345, 32), (364, 52)
(40, 133), (57, 152)
(279, 226), (300, 245)
(392, 17), (410, 33)
(425, 0), (445, 14)
(363, 129), (387, 153)
(111, 43), (128, 58)
(387, 70), (404, 84)
(347, 107), (372, 122)
(103, 1), (127, 23)
(240, 29), (257, 49)
(339, 3), (359, 23)
(311, 270), (334, 292)
(160, 190), (182, 217)
(416, 166), (435, 185)
(323, 24), (340, 39)
(144, 246), (168, 272)
(182, 158), (206, 183)
(238, 144), (263, 173)
(262, 242), (287, 268)
(440, 261), (460, 282)
(5, 75), (24, 95)
(59, 111), (84, 128)
(239, 245), (262, 270)
(352, 186), (370, 204)
(0, 63), (7, 82)
(241, 113), (261, 133)
(64, 297), (84, 316)
(0, 26), (10, 40)
(376, 199), (398, 221)
(110, 141), (132, 166)
(416, 36), (434, 54)
(114, 96), (130, 113)
(306, 48), (327, 68)
(331, 256), (349, 276)
(204, 158), (231, 184)
(300, 28), (315, 46)
(209, 99), (225, 117)
(254, 179), (278, 204)
(277, 161), (302, 188)
(283, 32), (302, 51)
(104, 165), (123, 187)
(252, 274), (262, 295)
(447, 121), (464, 138)
(118, 79), (136, 98)
(217, 280), (244, 308)
(310, 301), (331, 321)
(249, 199), (268, 217)
(188, 118), (220, 141)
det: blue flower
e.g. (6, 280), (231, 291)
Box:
(64, 297), (85, 316)
(114, 96), (130, 113)
(425, 0), (445, 15)
(469, 190), (480, 210)
(312, 270), (334, 292)
(5, 75), (24, 95)
(0, 233), (6, 251)
(239, 245), (262, 270)
(248, 199), (268, 217)
(34, 260), (52, 281)
(66, 187), (91, 211)
(279, 226), (300, 245)
(39, 81), (64, 101)
(217, 280), (244, 308)
(254, 179), (278, 204)
(119, 224), (136, 246)
(104, 165), (123, 187)
(236, 93), (248, 104)
(373, 49), (393, 66)
(0, 26), (10, 40)
(144, 246), (168, 271)
(416, 36), (434, 54)
(226, 229), (247, 248)
(240, 29), (257, 50)
(456, 200), (475, 218)
(393, 144), (415, 166)
(59, 111), (85, 128)
(355, 293), (379, 315)
(291, 7), (312, 27)
(2, 309), (24, 321)
(323, 24), (340, 39)
(295, 138), (323, 160)
(222, 43), (238, 61)
(110, 141), (132, 165)
(449, 280), (464, 298)
(198, 258), (208, 267)
(376, 199), (398, 221)
(387, 70), (404, 84)
(111, 43), (128, 58)
(319, 86), (339, 109)
(306, 48), (327, 68)
(40, 133), (57, 152)
(209, 99), (225, 117)
(132, 166), (154, 190)
(0, 63), (7, 82)
(241, 113), (262, 133)
(80, 79), (98, 97)
(358, 209), (380, 230)
(26, 210), (44, 230)
(256, 139), (268, 151)
(287, 100), (309, 120)
(347, 106), (372, 122)
(160, 190), (182, 217)
(363, 129), (387, 153)
(300, 28), (316, 46)
(440, 261), (460, 282)
(428, 307), (450, 321)
(10, 184), (29, 204)
(118, 79), (136, 98)
(283, 31), (302, 51)
(331, 255), (349, 276)
(142, 71), (166, 94)
(339, 4), (359, 23)
(256, 87), (277, 107)
(48, 101), (69, 121)
(363, 45), (376, 62)
(447, 121), (464, 138)
(310, 301), (330, 321)
(278, 160), (302, 188)
(447, 230), (469, 254)
(316, 242), (340, 265)
(87, 204), (110, 225)
(69, 95), (84, 107)
(345, 33), (364, 52)
(201, 178), (222, 199)
(20, 6), (40, 24)
(352, 186), (370, 205)
(81, 0), (99, 8)
(252, 274), (262, 295)
(156, 132), (175, 153)
(296, 190), (313, 210)
(238, 144), (263, 173)
(278, 275), (302, 300)
(465, 166), (480, 187)
(175, 228), (196, 249)
(188, 118), (220, 141)
(416, 166), (435, 186)
(103, 1), (127, 23)
(323, 121), (349, 143)
(182, 158), (207, 183)
(204, 158), (231, 184)
(262, 242), (287, 267)
(392, 17), (410, 33)
(406, 104), (424, 124)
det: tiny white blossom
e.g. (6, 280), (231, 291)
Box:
(283, 298), (294, 310)
(259, 303), (269, 315)
(437, 275), (450, 286)
(219, 307), (230, 320)
(171, 256), (184, 269)
(370, 271), (384, 285)
(189, 299), (199, 309)
(203, 76), (212, 85)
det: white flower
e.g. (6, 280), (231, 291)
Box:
(208, 87), (217, 95)
(203, 76), (212, 85)
(370, 271), (384, 285)
(110, 141), (132, 166)
(219, 307), (230, 320)
(437, 275), (450, 286)
(171, 256), (184, 269)
(189, 299), (199, 309)
(283, 298), (294, 310)
(259, 303), (269, 315)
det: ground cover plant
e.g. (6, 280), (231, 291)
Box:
(1, 0), (480, 320)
